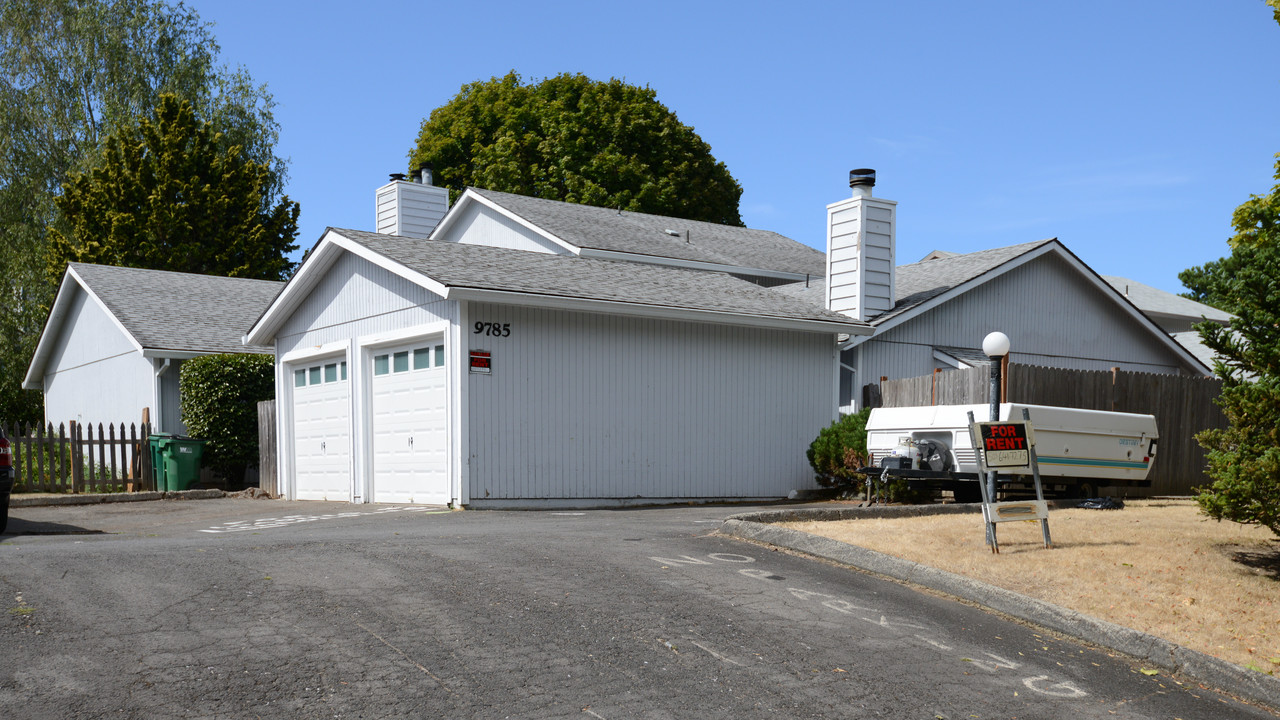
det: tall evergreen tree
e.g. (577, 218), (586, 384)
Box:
(0, 0), (286, 424)
(1190, 157), (1280, 538)
(48, 95), (299, 281)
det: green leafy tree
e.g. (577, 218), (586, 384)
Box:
(48, 95), (298, 280)
(179, 353), (275, 488)
(410, 72), (743, 225)
(1189, 155), (1280, 537)
(0, 0), (285, 425)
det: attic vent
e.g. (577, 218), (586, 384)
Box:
(663, 229), (681, 237)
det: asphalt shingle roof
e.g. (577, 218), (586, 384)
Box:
(872, 240), (1057, 324)
(767, 239), (1057, 325)
(332, 228), (864, 328)
(1102, 276), (1232, 325)
(71, 263), (283, 354)
(469, 188), (827, 277)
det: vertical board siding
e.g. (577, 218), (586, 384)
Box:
(857, 253), (1189, 401)
(276, 252), (457, 355)
(42, 288), (155, 429)
(258, 400), (277, 496)
(466, 303), (834, 500)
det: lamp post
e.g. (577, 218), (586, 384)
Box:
(981, 332), (1011, 512)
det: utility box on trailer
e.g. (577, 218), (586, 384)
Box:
(865, 403), (1158, 499)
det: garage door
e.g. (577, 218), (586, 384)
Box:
(292, 360), (351, 501)
(371, 342), (448, 504)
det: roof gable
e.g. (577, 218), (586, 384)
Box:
(837, 239), (1209, 374)
(248, 228), (870, 343)
(64, 264), (284, 354)
(437, 188), (827, 280)
(25, 264), (284, 388)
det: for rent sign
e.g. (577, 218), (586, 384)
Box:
(973, 421), (1034, 471)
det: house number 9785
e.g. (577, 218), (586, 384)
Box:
(474, 322), (510, 337)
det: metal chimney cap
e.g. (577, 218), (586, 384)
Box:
(389, 172), (407, 182)
(417, 162), (434, 185)
(849, 169), (876, 188)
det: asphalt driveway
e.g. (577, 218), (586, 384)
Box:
(1, 498), (1274, 718)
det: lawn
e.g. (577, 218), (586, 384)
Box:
(781, 498), (1279, 674)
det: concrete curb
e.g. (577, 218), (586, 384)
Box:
(9, 489), (226, 507)
(719, 506), (1280, 714)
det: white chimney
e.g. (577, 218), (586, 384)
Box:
(826, 168), (896, 321)
(375, 163), (449, 238)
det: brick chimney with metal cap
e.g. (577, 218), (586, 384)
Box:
(826, 168), (896, 321)
(375, 162), (450, 238)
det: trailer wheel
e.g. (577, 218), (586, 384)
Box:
(1075, 481), (1099, 499)
(954, 484), (982, 503)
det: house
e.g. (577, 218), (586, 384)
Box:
(773, 171), (1213, 411)
(1102, 275), (1232, 372)
(245, 172), (870, 506)
(24, 263), (283, 434)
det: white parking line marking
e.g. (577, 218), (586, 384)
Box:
(1023, 676), (1088, 698)
(650, 549), (1091, 700)
(198, 506), (447, 533)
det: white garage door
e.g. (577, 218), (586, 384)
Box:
(371, 342), (448, 504)
(292, 360), (351, 501)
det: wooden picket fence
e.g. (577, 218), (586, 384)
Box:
(874, 364), (1226, 496)
(0, 421), (155, 494)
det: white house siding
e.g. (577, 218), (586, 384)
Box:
(827, 198), (895, 321)
(42, 288), (153, 430)
(375, 181), (449, 239)
(464, 302), (835, 502)
(434, 202), (570, 255)
(275, 250), (458, 503)
(855, 254), (1187, 407)
(276, 252), (457, 355)
(826, 202), (861, 316)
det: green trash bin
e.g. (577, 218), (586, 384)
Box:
(159, 436), (206, 491)
(147, 434), (172, 491)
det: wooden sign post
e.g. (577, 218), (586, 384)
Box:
(968, 408), (1053, 553)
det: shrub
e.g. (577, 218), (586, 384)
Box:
(179, 354), (274, 486)
(806, 408), (872, 488)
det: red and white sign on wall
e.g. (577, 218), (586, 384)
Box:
(469, 350), (492, 374)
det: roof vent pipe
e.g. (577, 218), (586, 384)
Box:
(849, 168), (875, 198)
(389, 172), (407, 182)
(417, 163), (434, 185)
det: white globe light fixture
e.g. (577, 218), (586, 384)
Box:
(982, 331), (1011, 358)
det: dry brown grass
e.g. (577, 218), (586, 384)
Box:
(782, 498), (1280, 673)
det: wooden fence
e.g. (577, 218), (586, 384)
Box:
(875, 364), (1226, 496)
(258, 400), (277, 497)
(1, 421), (155, 493)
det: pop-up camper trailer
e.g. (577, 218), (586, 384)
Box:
(864, 403), (1158, 500)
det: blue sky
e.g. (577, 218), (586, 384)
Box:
(186, 0), (1280, 295)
